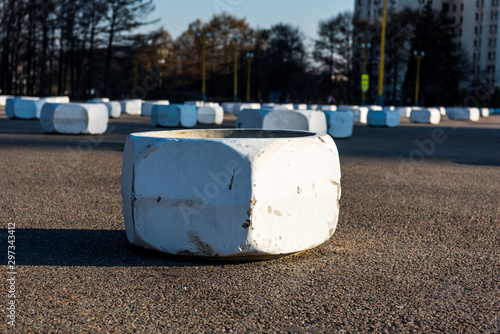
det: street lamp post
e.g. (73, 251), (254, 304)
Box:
(246, 53), (254, 102)
(158, 58), (165, 90)
(232, 33), (242, 102)
(197, 32), (210, 101)
(361, 42), (371, 105)
(375, 0), (388, 106)
(414, 50), (425, 106)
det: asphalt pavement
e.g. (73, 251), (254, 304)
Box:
(0, 108), (499, 333)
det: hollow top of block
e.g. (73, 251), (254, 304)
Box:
(130, 129), (316, 140)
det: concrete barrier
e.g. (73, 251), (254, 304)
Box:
(151, 104), (197, 128)
(446, 107), (480, 121)
(293, 104), (308, 110)
(122, 129), (341, 258)
(40, 103), (108, 134)
(480, 108), (490, 117)
(232, 103), (261, 115)
(397, 107), (412, 118)
(437, 106), (446, 116)
(320, 105), (338, 111)
(152, 105), (180, 127)
(87, 98), (110, 103)
(6, 97), (42, 119)
(141, 100), (170, 117)
(367, 108), (400, 127)
(105, 101), (121, 118)
(236, 109), (273, 128)
(263, 109), (327, 135)
(197, 106), (224, 125)
(409, 107), (441, 125)
(0, 95), (13, 106)
(221, 102), (235, 113)
(121, 99), (142, 115)
(323, 110), (354, 138)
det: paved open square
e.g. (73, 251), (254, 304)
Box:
(1, 110), (499, 333)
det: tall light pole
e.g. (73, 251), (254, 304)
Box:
(361, 42), (371, 105)
(414, 50), (425, 106)
(246, 53), (254, 102)
(375, 0), (388, 106)
(197, 32), (210, 101)
(232, 33), (242, 102)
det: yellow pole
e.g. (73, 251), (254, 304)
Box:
(414, 52), (424, 106)
(246, 53), (254, 102)
(234, 40), (238, 101)
(376, 0), (387, 104)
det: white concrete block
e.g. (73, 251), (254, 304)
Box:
(293, 104), (308, 110)
(261, 103), (276, 109)
(152, 104), (180, 127)
(323, 110), (354, 139)
(397, 107), (412, 118)
(236, 109), (273, 129)
(368, 105), (383, 111)
(141, 100), (170, 117)
(122, 129), (341, 258)
(184, 101), (205, 107)
(320, 105), (338, 111)
(179, 105), (198, 128)
(197, 106), (224, 125)
(438, 106), (446, 116)
(409, 108), (441, 125)
(87, 98), (110, 103)
(0, 95), (13, 106)
(367, 109), (400, 127)
(358, 107), (369, 124)
(308, 104), (319, 110)
(232, 103), (261, 115)
(121, 99), (142, 115)
(480, 108), (490, 117)
(221, 102), (235, 113)
(263, 109), (327, 135)
(6, 97), (42, 119)
(105, 101), (121, 118)
(42, 96), (70, 104)
(446, 108), (480, 121)
(40, 103), (108, 134)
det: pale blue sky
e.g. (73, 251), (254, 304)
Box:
(146, 0), (354, 42)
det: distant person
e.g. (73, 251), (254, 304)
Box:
(327, 95), (336, 105)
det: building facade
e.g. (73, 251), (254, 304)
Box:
(354, 0), (500, 103)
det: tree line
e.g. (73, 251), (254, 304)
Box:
(1, 1), (493, 106)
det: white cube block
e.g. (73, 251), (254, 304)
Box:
(121, 99), (142, 115)
(232, 103), (261, 115)
(152, 104), (196, 128)
(42, 96), (70, 104)
(141, 100), (170, 117)
(0, 95), (13, 106)
(397, 107), (412, 118)
(221, 102), (235, 113)
(6, 97), (42, 119)
(438, 106), (447, 116)
(480, 108), (490, 117)
(105, 101), (121, 118)
(180, 105), (198, 128)
(323, 110), (354, 138)
(40, 103), (108, 134)
(87, 98), (110, 103)
(410, 108), (441, 125)
(184, 101), (205, 107)
(446, 108), (480, 121)
(367, 109), (400, 127)
(320, 105), (338, 111)
(236, 109), (273, 128)
(261, 103), (276, 109)
(121, 129), (341, 258)
(197, 106), (224, 125)
(293, 104), (308, 110)
(263, 109), (327, 135)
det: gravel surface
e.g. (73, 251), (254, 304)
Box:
(0, 109), (499, 333)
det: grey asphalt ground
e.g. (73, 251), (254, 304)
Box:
(0, 108), (499, 333)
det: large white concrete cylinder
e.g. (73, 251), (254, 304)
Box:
(121, 129), (341, 258)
